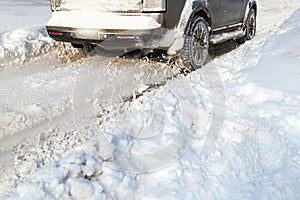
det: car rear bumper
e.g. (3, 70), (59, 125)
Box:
(46, 11), (171, 49)
(46, 26), (168, 49)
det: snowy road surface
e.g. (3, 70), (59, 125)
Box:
(1, 0), (300, 199)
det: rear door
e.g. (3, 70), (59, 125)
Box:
(207, 0), (229, 28)
(225, 0), (248, 25)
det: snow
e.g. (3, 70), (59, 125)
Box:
(259, 0), (300, 11)
(246, 9), (300, 94)
(0, 1), (49, 34)
(0, 1), (83, 70)
(58, 0), (141, 12)
(47, 11), (161, 30)
(0, 2), (51, 69)
(0, 28), (54, 69)
(1, 0), (300, 199)
(47, 0), (165, 31)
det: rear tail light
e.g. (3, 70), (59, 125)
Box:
(142, 0), (166, 12)
(49, 31), (63, 36)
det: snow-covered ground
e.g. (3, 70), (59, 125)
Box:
(0, 0), (49, 33)
(1, 0), (300, 199)
(0, 0), (84, 71)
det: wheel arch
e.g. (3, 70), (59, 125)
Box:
(167, 1), (211, 55)
(184, 7), (211, 34)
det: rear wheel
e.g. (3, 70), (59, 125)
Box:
(180, 16), (209, 70)
(71, 43), (97, 55)
(71, 43), (83, 49)
(238, 8), (256, 43)
(83, 43), (97, 54)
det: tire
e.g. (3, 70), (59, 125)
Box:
(179, 16), (209, 70)
(71, 43), (84, 49)
(141, 48), (154, 56)
(83, 43), (96, 54)
(71, 43), (95, 55)
(238, 8), (256, 43)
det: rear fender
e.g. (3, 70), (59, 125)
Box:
(167, 0), (209, 55)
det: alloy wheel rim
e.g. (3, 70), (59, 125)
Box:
(248, 13), (256, 38)
(191, 24), (208, 66)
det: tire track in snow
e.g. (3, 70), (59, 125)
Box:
(0, 53), (179, 196)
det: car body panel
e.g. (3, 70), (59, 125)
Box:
(226, 0), (249, 25)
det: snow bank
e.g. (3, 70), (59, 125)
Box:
(0, 1), (85, 70)
(0, 2), (50, 33)
(246, 7), (300, 94)
(0, 27), (86, 71)
(259, 0), (300, 11)
(0, 1), (53, 68)
(9, 67), (219, 199)
(0, 28), (53, 68)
